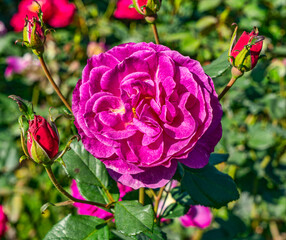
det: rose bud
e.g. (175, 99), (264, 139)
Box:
(27, 115), (59, 164)
(22, 17), (45, 56)
(228, 25), (264, 73)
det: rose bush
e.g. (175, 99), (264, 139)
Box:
(72, 42), (222, 189)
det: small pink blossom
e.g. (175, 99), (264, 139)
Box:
(114, 0), (147, 20)
(71, 180), (133, 219)
(179, 205), (212, 229)
(87, 42), (107, 58)
(0, 205), (8, 237)
(10, 0), (76, 32)
(0, 21), (7, 36)
(5, 53), (40, 78)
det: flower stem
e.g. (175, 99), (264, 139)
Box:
(218, 67), (243, 101)
(151, 23), (160, 44)
(38, 56), (72, 112)
(158, 180), (173, 217)
(45, 165), (110, 208)
(153, 186), (165, 218)
(218, 76), (237, 100)
(139, 188), (145, 205)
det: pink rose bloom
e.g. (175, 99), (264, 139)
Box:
(72, 42), (222, 189)
(10, 0), (76, 32)
(179, 205), (212, 229)
(114, 0), (147, 19)
(0, 205), (8, 237)
(71, 180), (133, 218)
(5, 53), (40, 78)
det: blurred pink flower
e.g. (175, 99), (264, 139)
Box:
(0, 21), (7, 36)
(179, 205), (212, 229)
(10, 0), (76, 32)
(114, 0), (147, 19)
(5, 53), (40, 78)
(0, 205), (8, 237)
(70, 180), (133, 219)
(87, 42), (107, 58)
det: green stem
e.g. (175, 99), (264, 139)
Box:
(158, 180), (173, 217)
(218, 76), (237, 101)
(45, 166), (110, 208)
(38, 56), (72, 112)
(139, 188), (145, 205)
(218, 67), (243, 101)
(153, 186), (165, 220)
(151, 23), (160, 44)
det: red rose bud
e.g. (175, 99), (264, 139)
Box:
(228, 25), (264, 73)
(23, 17), (45, 56)
(27, 115), (59, 164)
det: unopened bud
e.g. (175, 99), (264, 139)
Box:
(23, 17), (45, 56)
(228, 25), (264, 73)
(27, 115), (59, 165)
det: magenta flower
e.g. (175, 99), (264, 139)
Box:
(0, 205), (8, 237)
(71, 180), (133, 218)
(72, 42), (222, 189)
(114, 0), (147, 19)
(10, 0), (76, 32)
(5, 53), (39, 78)
(179, 205), (212, 229)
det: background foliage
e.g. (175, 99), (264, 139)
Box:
(0, 0), (285, 239)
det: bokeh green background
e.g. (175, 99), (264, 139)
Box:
(0, 0), (285, 239)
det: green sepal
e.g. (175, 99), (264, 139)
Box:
(132, 0), (145, 15)
(53, 135), (80, 164)
(234, 46), (252, 72)
(9, 95), (35, 120)
(228, 23), (238, 59)
(145, 0), (161, 15)
(30, 18), (44, 57)
(19, 155), (28, 164)
(30, 134), (52, 165)
(18, 115), (30, 158)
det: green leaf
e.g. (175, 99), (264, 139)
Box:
(180, 164), (239, 208)
(114, 201), (154, 236)
(137, 225), (167, 240)
(209, 153), (229, 165)
(203, 51), (231, 79)
(44, 214), (110, 240)
(111, 226), (167, 240)
(247, 124), (275, 150)
(161, 202), (189, 219)
(171, 187), (194, 206)
(63, 141), (119, 206)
